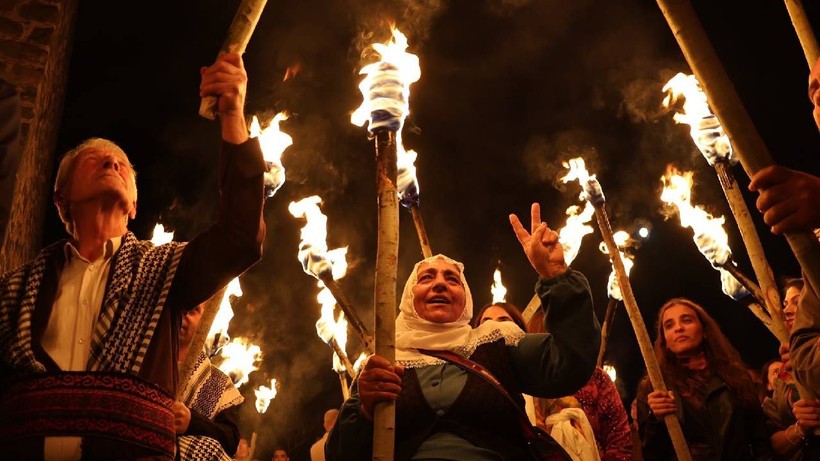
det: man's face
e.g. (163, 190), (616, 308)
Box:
(180, 304), (205, 349)
(411, 260), (466, 323)
(65, 146), (137, 219)
(272, 450), (289, 461)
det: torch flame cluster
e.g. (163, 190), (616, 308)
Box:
(352, 27), (422, 207)
(660, 166), (731, 267)
(600, 230), (635, 301)
(663, 73), (733, 165)
(289, 196), (357, 373)
(250, 112), (293, 198)
(254, 378), (278, 414)
(556, 158), (597, 265)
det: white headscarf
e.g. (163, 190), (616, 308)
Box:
(395, 254), (525, 368)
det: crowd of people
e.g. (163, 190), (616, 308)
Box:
(2, 26), (820, 461)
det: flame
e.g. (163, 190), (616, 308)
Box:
(662, 73), (732, 164)
(150, 224), (174, 245)
(254, 378), (278, 413)
(288, 196), (349, 279)
(599, 230), (635, 301)
(216, 337), (262, 388)
(661, 166), (731, 266)
(490, 268), (508, 304)
(206, 277), (243, 351)
(283, 63), (301, 82)
(557, 202), (595, 265)
(250, 113), (292, 197)
(351, 27), (422, 206)
(353, 353), (368, 373)
(560, 157), (603, 203)
(603, 364), (617, 382)
(351, 27), (420, 131)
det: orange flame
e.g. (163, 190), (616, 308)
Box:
(490, 268), (508, 304)
(661, 165), (731, 266)
(206, 277), (243, 350)
(150, 223), (174, 245)
(663, 73), (732, 164)
(254, 378), (278, 413)
(288, 196), (349, 279)
(215, 337), (262, 388)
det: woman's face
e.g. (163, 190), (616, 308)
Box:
(661, 303), (704, 356)
(479, 305), (513, 325)
(766, 361), (782, 392)
(783, 286), (801, 331)
(412, 259), (466, 323)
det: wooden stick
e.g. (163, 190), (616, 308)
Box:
(199, 0), (268, 119)
(372, 129), (398, 461)
(521, 293), (541, 324)
(597, 298), (619, 367)
(654, 0), (820, 339)
(177, 287), (226, 399)
(327, 337), (356, 379)
(318, 272), (375, 354)
(719, 261), (767, 311)
(784, 0), (820, 67)
(713, 161), (788, 341)
(595, 203), (693, 461)
(339, 372), (351, 400)
(410, 206), (433, 258)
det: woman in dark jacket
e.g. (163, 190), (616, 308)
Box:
(636, 298), (771, 460)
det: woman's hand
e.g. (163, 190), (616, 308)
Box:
(358, 355), (404, 421)
(792, 399), (820, 430)
(647, 390), (676, 418)
(510, 203), (568, 280)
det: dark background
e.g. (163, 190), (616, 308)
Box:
(46, 0), (820, 458)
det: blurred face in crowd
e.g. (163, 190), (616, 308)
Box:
(179, 303), (205, 350)
(479, 305), (514, 325)
(766, 361), (782, 392)
(412, 260), (466, 323)
(662, 303), (704, 356)
(782, 285), (801, 331)
(272, 449), (289, 461)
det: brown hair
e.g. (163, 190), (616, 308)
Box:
(654, 298), (759, 408)
(472, 301), (527, 331)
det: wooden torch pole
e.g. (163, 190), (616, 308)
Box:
(199, 0), (268, 119)
(654, 0), (820, 330)
(319, 272), (375, 354)
(594, 201), (693, 461)
(373, 129), (399, 460)
(410, 206), (433, 258)
(597, 298), (619, 367)
(784, 0), (820, 67)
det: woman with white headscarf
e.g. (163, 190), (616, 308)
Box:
(326, 204), (601, 460)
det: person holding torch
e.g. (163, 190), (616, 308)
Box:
(0, 52), (266, 459)
(636, 298), (771, 460)
(326, 203), (600, 460)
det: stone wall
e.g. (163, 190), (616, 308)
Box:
(0, 0), (78, 271)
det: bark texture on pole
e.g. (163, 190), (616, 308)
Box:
(597, 298), (619, 367)
(522, 293), (541, 324)
(595, 204), (693, 461)
(654, 0), (820, 333)
(713, 162), (788, 342)
(410, 206), (432, 258)
(339, 372), (351, 400)
(177, 287), (227, 399)
(373, 130), (398, 461)
(784, 0), (820, 67)
(199, 0), (268, 119)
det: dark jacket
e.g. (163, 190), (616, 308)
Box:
(637, 375), (772, 461)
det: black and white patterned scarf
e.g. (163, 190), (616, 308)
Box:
(0, 232), (186, 374)
(177, 351), (243, 461)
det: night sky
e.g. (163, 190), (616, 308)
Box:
(47, 0), (820, 458)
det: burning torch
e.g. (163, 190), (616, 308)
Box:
(565, 157), (693, 461)
(250, 113), (292, 198)
(491, 265), (508, 304)
(522, 196), (595, 324)
(289, 196), (374, 354)
(660, 167), (778, 338)
(352, 26), (421, 460)
(596, 231), (634, 367)
(250, 378), (278, 461)
(662, 74), (786, 341)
